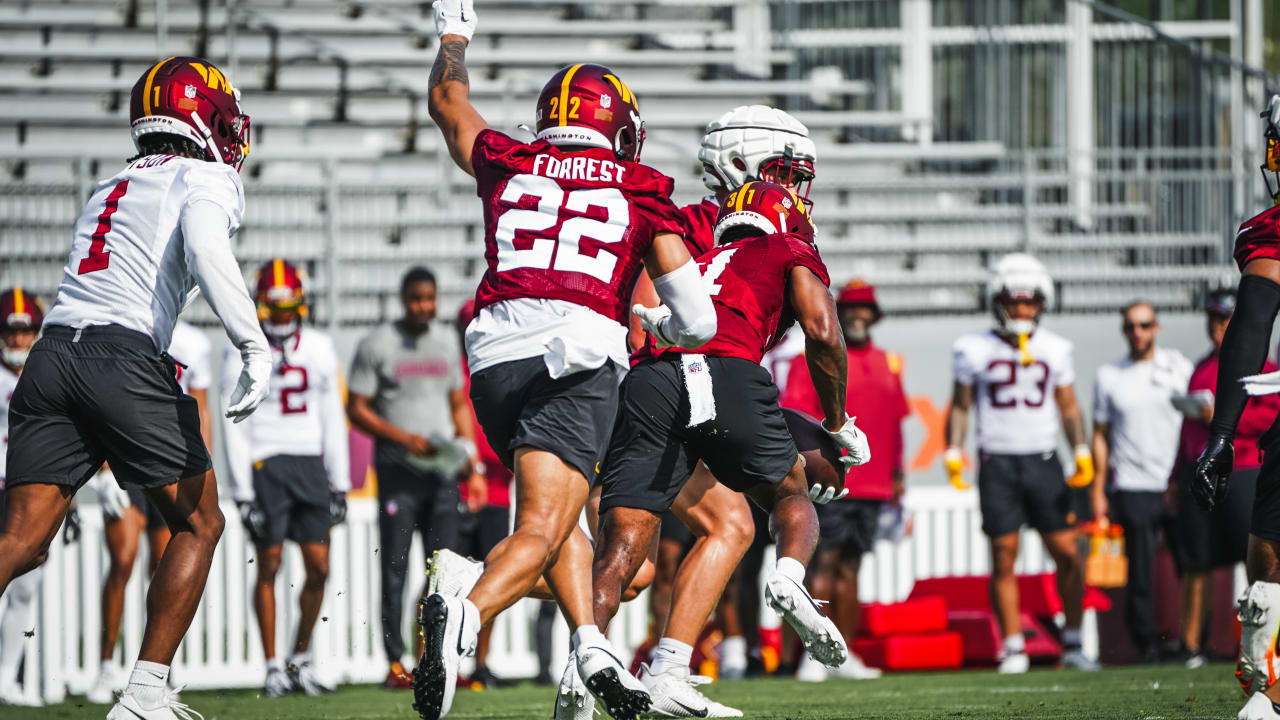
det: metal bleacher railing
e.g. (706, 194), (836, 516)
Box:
(2, 0), (1277, 324)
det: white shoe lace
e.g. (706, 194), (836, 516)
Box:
(165, 687), (203, 720)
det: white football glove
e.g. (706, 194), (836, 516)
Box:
(826, 415), (871, 470)
(633, 303), (678, 348)
(809, 483), (849, 505)
(433, 0), (477, 41)
(96, 471), (130, 520)
(225, 356), (272, 424)
(1242, 370), (1280, 396)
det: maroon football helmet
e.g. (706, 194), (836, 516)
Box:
(0, 288), (43, 331)
(534, 64), (644, 163)
(253, 258), (308, 321)
(129, 56), (250, 170)
(713, 181), (815, 245)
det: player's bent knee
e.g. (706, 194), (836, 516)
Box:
(624, 559), (656, 599)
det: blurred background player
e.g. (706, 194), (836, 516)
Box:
(592, 182), (869, 717)
(782, 279), (908, 682)
(1193, 93), (1280, 720)
(418, 1), (717, 717)
(945, 254), (1098, 674)
(1089, 301), (1191, 664)
(0, 288), (43, 707)
(87, 316), (215, 704)
(1172, 289), (1274, 668)
(222, 258), (350, 697)
(346, 265), (479, 689)
(0, 56), (271, 720)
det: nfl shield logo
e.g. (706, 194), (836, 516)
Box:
(185, 84), (198, 99)
(600, 94), (612, 109)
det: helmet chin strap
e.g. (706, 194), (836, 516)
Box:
(189, 111), (224, 165)
(995, 312), (1038, 366)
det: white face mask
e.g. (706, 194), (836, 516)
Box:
(1002, 318), (1037, 336)
(2, 346), (29, 369)
(262, 319), (298, 341)
(844, 323), (869, 344)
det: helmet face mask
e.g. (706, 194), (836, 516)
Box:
(1262, 95), (1280, 206)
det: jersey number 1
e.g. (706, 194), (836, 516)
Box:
(77, 180), (130, 275)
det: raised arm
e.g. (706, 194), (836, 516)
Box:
(633, 232), (716, 349)
(428, 0), (488, 175)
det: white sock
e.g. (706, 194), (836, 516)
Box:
(99, 659), (115, 677)
(126, 660), (169, 708)
(1003, 634), (1025, 656)
(461, 598), (481, 652)
(775, 556), (807, 587)
(649, 637), (693, 676)
(287, 651), (309, 669)
(1062, 627), (1082, 649)
(267, 657), (284, 672)
(0, 581), (36, 687)
(719, 636), (747, 667)
(571, 624), (607, 651)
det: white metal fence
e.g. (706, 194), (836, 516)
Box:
(4, 487), (1074, 705)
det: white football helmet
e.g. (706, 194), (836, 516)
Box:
(698, 105), (816, 200)
(987, 253), (1054, 336)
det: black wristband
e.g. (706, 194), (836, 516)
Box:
(1209, 273), (1280, 437)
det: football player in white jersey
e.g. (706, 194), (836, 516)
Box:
(220, 259), (350, 698)
(0, 57), (271, 720)
(945, 254), (1099, 674)
(0, 289), (44, 707)
(86, 317), (215, 704)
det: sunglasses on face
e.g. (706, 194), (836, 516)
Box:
(1123, 321), (1155, 332)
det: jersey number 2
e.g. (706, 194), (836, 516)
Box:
(494, 174), (628, 282)
(77, 180), (129, 275)
(279, 365), (309, 414)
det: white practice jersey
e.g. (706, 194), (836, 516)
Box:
(0, 366), (18, 480)
(952, 328), (1075, 455)
(44, 155), (245, 352)
(220, 328), (349, 502)
(168, 319), (213, 394)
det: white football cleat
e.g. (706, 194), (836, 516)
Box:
(764, 572), (848, 668)
(264, 667), (294, 697)
(832, 652), (882, 679)
(998, 652), (1030, 674)
(1239, 582), (1280, 695)
(795, 654), (828, 683)
(0, 682), (40, 706)
(290, 661), (334, 696)
(554, 651), (595, 720)
(576, 640), (651, 720)
(1061, 649), (1101, 672)
(427, 549), (484, 599)
(86, 668), (123, 704)
(413, 593), (477, 720)
(639, 663), (741, 718)
(1240, 692), (1280, 720)
(106, 690), (203, 720)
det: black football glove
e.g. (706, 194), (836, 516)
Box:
(237, 500), (268, 544)
(1192, 433), (1234, 511)
(62, 506), (82, 545)
(329, 490), (348, 526)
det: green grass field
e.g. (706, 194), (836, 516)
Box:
(11, 664), (1244, 719)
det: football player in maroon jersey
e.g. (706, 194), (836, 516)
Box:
(1195, 94), (1280, 720)
(418, 0), (717, 718)
(592, 183), (870, 716)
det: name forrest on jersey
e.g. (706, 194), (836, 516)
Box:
(530, 154), (627, 184)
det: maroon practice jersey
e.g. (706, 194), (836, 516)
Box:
(640, 232), (830, 364)
(678, 197), (719, 257)
(1235, 205), (1280, 270)
(470, 130), (684, 325)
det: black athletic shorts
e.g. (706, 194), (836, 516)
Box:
(469, 356), (618, 483)
(458, 505), (510, 560)
(598, 356), (798, 515)
(1253, 421), (1280, 543)
(977, 451), (1071, 538)
(816, 499), (882, 555)
(125, 487), (168, 531)
(1169, 462), (1253, 573)
(6, 325), (210, 491)
(252, 454), (332, 547)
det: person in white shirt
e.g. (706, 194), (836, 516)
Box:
(0, 289), (44, 707)
(86, 318), (216, 705)
(221, 259), (349, 698)
(1090, 301), (1192, 663)
(945, 254), (1099, 674)
(0, 57), (270, 720)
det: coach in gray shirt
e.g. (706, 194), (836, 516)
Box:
(347, 266), (478, 686)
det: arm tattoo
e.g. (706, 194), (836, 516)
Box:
(431, 39), (469, 89)
(1063, 412), (1087, 447)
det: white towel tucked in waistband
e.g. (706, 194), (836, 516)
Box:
(681, 353), (716, 427)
